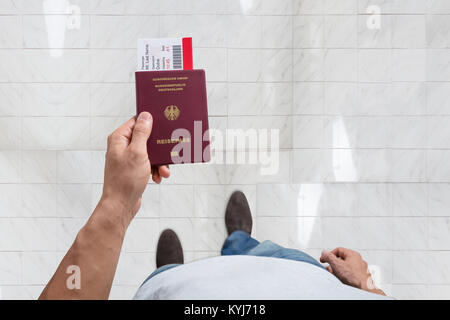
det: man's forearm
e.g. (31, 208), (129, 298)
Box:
(39, 198), (130, 300)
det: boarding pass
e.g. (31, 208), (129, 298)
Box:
(137, 37), (193, 71)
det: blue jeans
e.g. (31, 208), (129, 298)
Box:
(143, 230), (324, 284)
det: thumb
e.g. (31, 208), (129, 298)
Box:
(320, 250), (341, 270)
(131, 112), (153, 149)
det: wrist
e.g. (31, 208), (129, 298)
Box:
(366, 288), (386, 296)
(91, 196), (135, 233)
(360, 276), (386, 296)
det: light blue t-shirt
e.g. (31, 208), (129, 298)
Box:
(134, 255), (390, 300)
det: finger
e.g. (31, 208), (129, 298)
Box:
(331, 247), (351, 260)
(320, 250), (331, 263)
(326, 266), (334, 274)
(151, 167), (162, 184)
(320, 250), (341, 270)
(158, 165), (170, 178)
(130, 112), (153, 150)
(152, 171), (162, 184)
(108, 117), (136, 147)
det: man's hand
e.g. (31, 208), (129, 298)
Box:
(102, 112), (170, 226)
(40, 112), (170, 300)
(320, 247), (386, 296)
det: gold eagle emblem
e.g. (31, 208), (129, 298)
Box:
(164, 105), (180, 121)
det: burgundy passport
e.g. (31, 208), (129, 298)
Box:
(135, 70), (211, 166)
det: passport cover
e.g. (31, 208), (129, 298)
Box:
(135, 69), (211, 166)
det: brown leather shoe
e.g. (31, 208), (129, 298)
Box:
(225, 191), (253, 236)
(156, 229), (184, 268)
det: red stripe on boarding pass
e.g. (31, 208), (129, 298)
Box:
(182, 37), (193, 70)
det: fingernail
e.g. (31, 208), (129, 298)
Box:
(138, 112), (152, 122)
